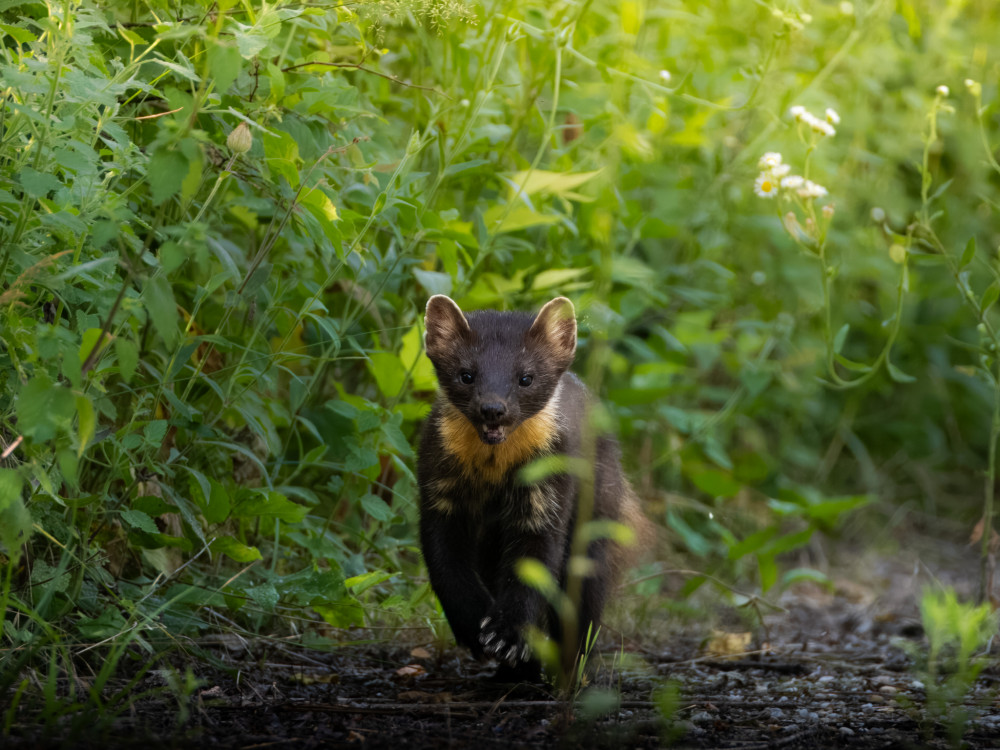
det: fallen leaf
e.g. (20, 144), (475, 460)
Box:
(395, 663), (426, 678)
(703, 630), (752, 660)
(410, 646), (431, 659)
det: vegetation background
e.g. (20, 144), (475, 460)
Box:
(2, 0), (1000, 730)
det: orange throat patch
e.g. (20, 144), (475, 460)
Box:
(437, 388), (561, 486)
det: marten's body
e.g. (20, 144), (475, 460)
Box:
(417, 295), (650, 675)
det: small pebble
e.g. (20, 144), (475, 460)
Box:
(840, 727), (855, 737)
(879, 685), (897, 696)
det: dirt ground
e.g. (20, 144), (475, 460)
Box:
(6, 529), (1000, 749)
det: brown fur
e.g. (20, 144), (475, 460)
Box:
(417, 295), (652, 677)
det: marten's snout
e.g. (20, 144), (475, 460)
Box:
(480, 400), (507, 423)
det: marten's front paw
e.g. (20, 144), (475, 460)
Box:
(478, 615), (531, 665)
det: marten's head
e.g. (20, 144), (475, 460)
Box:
(424, 296), (576, 445)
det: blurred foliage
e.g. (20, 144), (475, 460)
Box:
(1, 0), (1000, 700)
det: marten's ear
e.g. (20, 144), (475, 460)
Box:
(424, 295), (472, 361)
(528, 297), (576, 370)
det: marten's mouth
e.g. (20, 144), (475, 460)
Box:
(480, 424), (506, 444)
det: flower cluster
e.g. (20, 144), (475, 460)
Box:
(753, 152), (828, 201)
(789, 105), (838, 137)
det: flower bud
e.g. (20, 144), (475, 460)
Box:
(965, 78), (982, 98)
(936, 84), (949, 97)
(227, 122), (253, 154)
(889, 244), (907, 264)
(822, 204), (835, 220)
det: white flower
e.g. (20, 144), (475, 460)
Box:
(966, 79), (982, 97)
(797, 180), (828, 199)
(758, 151), (783, 170)
(780, 175), (805, 190)
(754, 172), (779, 199)
(659, 69), (672, 83)
(802, 112), (835, 136)
(936, 84), (949, 97)
(871, 207), (886, 222)
(770, 163), (791, 178)
(789, 105), (807, 121)
(825, 108), (841, 125)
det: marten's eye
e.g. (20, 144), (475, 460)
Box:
(460, 371), (475, 385)
(518, 374), (533, 387)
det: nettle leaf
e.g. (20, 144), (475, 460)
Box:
(143, 274), (180, 348)
(207, 40), (242, 95)
(247, 582), (279, 612)
(148, 146), (189, 205)
(121, 508), (159, 534)
(360, 493), (393, 522)
(115, 337), (139, 384)
(18, 166), (62, 198)
(16, 375), (75, 442)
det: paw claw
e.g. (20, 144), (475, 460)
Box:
(520, 644), (531, 661)
(479, 616), (491, 629)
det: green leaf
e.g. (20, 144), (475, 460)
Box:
(982, 281), (1000, 314)
(960, 236), (976, 268)
(689, 468), (742, 498)
(148, 146), (189, 205)
(76, 608), (127, 639)
(728, 525), (779, 560)
(781, 568), (831, 588)
(515, 558), (559, 598)
(144, 419), (168, 446)
(887, 361), (917, 383)
(360, 493), (393, 522)
(1, 23), (36, 44)
(231, 490), (308, 523)
(211, 536), (262, 562)
(506, 169), (602, 197)
(246, 582), (279, 611)
(483, 204), (562, 233)
(834, 354), (873, 373)
(531, 268), (589, 291)
(143, 274), (180, 348)
(18, 166), (62, 198)
(833, 323), (849, 354)
(16, 376), (75, 442)
(802, 494), (870, 523)
(0, 469), (25, 511)
(75, 395), (95, 456)
(367, 352), (407, 397)
(757, 553), (778, 592)
(207, 40), (242, 95)
(121, 508), (159, 534)
(345, 570), (395, 595)
(115, 337), (139, 384)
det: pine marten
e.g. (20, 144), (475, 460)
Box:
(417, 295), (651, 677)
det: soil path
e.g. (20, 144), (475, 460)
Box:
(7, 532), (1000, 748)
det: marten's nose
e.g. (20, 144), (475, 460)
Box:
(480, 401), (507, 422)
